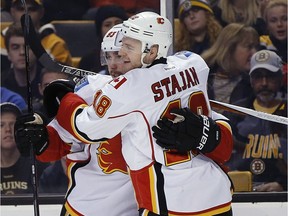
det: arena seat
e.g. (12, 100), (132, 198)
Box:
(50, 20), (98, 65)
(228, 171), (253, 192)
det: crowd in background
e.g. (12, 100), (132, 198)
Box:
(1, 0), (287, 195)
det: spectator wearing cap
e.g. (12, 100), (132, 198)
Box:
(225, 50), (287, 192)
(1, 0), (73, 73)
(212, 0), (267, 36)
(1, 0), (13, 22)
(175, 0), (222, 55)
(0, 87), (27, 110)
(0, 102), (48, 195)
(79, 5), (128, 74)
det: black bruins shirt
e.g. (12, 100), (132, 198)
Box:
(1, 157), (48, 195)
(226, 98), (287, 190)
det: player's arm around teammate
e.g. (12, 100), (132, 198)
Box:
(53, 12), (233, 215)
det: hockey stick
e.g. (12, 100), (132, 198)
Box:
(20, 15), (97, 78)
(20, 2), (40, 216)
(210, 100), (288, 126)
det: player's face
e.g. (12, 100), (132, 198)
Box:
(7, 36), (37, 71)
(1, 113), (17, 151)
(119, 36), (143, 72)
(105, 51), (126, 78)
(250, 69), (282, 104)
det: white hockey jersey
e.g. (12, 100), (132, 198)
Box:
(49, 74), (138, 216)
(57, 52), (232, 215)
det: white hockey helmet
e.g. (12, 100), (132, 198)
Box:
(121, 11), (173, 59)
(101, 23), (123, 52)
(101, 24), (123, 65)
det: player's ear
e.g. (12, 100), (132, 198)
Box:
(144, 45), (158, 64)
(150, 45), (158, 57)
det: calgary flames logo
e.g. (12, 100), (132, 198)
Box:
(97, 134), (128, 174)
(157, 17), (165, 24)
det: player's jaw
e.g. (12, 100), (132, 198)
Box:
(108, 61), (127, 78)
(118, 50), (143, 71)
(109, 69), (125, 78)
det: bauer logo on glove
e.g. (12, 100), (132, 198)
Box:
(152, 108), (221, 153)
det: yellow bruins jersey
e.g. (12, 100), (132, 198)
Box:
(1, 23), (72, 66)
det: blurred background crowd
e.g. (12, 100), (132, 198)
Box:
(1, 0), (287, 195)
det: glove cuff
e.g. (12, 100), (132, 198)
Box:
(196, 115), (221, 153)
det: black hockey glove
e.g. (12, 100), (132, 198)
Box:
(14, 113), (49, 157)
(152, 108), (221, 153)
(43, 79), (76, 118)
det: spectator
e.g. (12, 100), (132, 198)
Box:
(1, 102), (48, 195)
(0, 87), (27, 110)
(175, 0), (222, 55)
(212, 0), (267, 35)
(259, 0), (287, 97)
(260, 0), (287, 62)
(35, 68), (70, 118)
(1, 0), (13, 22)
(79, 5), (128, 74)
(225, 50), (287, 192)
(201, 23), (259, 107)
(1, 0), (72, 72)
(2, 23), (43, 102)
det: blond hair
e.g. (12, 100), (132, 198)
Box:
(175, 11), (222, 52)
(263, 0), (287, 22)
(201, 23), (259, 74)
(218, 0), (259, 26)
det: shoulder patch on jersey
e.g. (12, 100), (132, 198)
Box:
(74, 76), (89, 92)
(109, 75), (127, 89)
(175, 50), (193, 59)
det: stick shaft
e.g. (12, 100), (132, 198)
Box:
(210, 100), (288, 126)
(20, 1), (40, 214)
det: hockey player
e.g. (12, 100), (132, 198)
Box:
(50, 12), (233, 215)
(15, 24), (139, 216)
